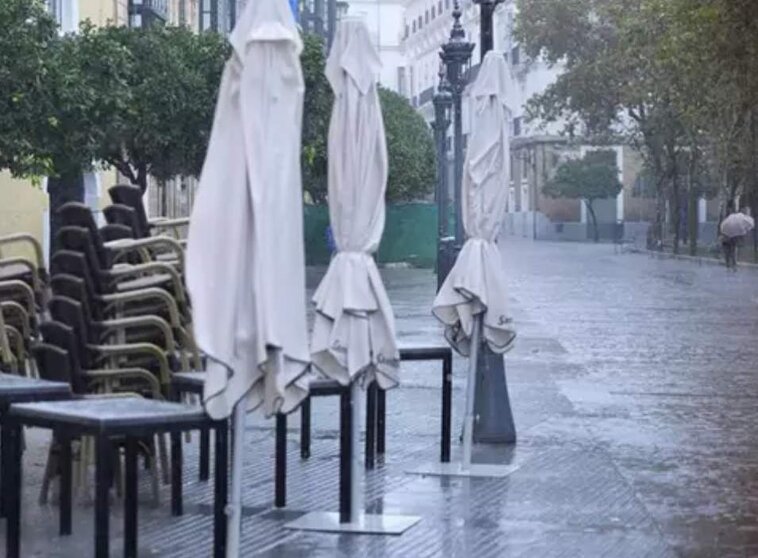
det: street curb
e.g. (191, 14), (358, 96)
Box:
(628, 248), (758, 270)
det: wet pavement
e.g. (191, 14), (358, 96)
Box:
(2, 238), (758, 557)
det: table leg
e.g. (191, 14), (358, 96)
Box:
(171, 431), (183, 516)
(0, 416), (9, 519)
(377, 388), (386, 455)
(275, 414), (286, 508)
(441, 354), (452, 463)
(339, 388), (352, 523)
(300, 397), (311, 459)
(59, 432), (72, 536)
(365, 382), (377, 470)
(5, 422), (22, 558)
(94, 434), (112, 558)
(214, 421), (228, 558)
(199, 427), (210, 481)
(124, 437), (138, 558)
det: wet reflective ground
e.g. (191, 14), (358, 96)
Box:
(3, 239), (757, 556)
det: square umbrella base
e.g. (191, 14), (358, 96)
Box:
(284, 512), (421, 535)
(406, 461), (520, 478)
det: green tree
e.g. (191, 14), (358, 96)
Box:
(379, 87), (435, 202)
(298, 34), (435, 203)
(543, 150), (622, 242)
(517, 0), (692, 252)
(90, 25), (230, 194)
(0, 0), (57, 178)
(301, 33), (332, 203)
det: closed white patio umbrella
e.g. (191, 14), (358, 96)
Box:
(431, 51), (516, 475)
(186, 0), (311, 553)
(288, 19), (418, 534)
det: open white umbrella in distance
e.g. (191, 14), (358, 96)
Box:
(186, 0), (311, 553)
(721, 212), (755, 238)
(287, 19), (419, 535)
(430, 51), (516, 476)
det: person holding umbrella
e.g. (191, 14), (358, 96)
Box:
(720, 201), (755, 270)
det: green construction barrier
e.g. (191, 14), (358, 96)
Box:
(303, 203), (437, 268)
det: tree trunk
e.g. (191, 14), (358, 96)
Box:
(585, 200), (599, 243)
(48, 172), (85, 254)
(672, 175), (681, 255)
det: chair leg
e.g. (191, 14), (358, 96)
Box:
(143, 441), (160, 507)
(39, 440), (58, 505)
(158, 434), (170, 485)
(113, 446), (124, 500)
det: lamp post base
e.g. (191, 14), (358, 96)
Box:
(473, 346), (516, 444)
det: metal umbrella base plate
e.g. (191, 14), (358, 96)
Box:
(285, 512), (421, 535)
(284, 382), (421, 536)
(406, 461), (520, 478)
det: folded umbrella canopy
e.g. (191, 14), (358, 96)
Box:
(432, 51), (516, 469)
(311, 20), (400, 390)
(310, 19), (399, 524)
(721, 212), (755, 238)
(186, 0), (311, 553)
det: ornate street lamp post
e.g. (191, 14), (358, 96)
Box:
(472, 0), (503, 60)
(440, 0), (474, 251)
(432, 65), (453, 290)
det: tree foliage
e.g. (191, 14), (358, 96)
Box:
(89, 25), (230, 192)
(543, 150), (622, 241)
(379, 87), (435, 202)
(299, 34), (435, 203)
(517, 0), (758, 255)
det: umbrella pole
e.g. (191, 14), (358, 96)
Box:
(461, 314), (482, 471)
(227, 402), (246, 558)
(350, 380), (364, 524)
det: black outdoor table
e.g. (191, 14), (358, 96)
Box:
(0, 374), (71, 519)
(3, 397), (228, 558)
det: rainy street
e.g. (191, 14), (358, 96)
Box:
(5, 239), (758, 557)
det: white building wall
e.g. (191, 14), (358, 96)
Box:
(347, 0), (407, 91)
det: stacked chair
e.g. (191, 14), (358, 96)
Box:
(0, 233), (48, 376)
(5, 191), (197, 506)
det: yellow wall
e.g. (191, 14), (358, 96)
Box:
(79, 0), (127, 26)
(0, 173), (47, 261)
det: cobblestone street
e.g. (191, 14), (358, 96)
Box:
(3, 239), (758, 557)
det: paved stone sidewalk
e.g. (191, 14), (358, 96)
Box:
(2, 239), (757, 557)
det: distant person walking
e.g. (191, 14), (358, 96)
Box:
(325, 224), (336, 257)
(720, 202), (754, 271)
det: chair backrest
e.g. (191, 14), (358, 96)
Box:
(109, 185), (150, 238)
(57, 204), (110, 268)
(103, 204), (140, 234)
(55, 226), (109, 274)
(47, 295), (95, 369)
(50, 250), (105, 295)
(32, 343), (77, 390)
(50, 273), (102, 321)
(38, 321), (84, 392)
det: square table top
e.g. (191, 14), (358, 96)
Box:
(0, 373), (71, 405)
(8, 397), (215, 434)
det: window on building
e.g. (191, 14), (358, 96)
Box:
(438, 0), (443, 13)
(522, 154), (529, 179)
(431, 6), (435, 18)
(463, 134), (469, 150)
(513, 116), (522, 137)
(446, 137), (452, 153)
(405, 24), (409, 37)
(510, 44), (520, 65)
(418, 16), (422, 29)
(412, 20), (416, 32)
(445, 0), (450, 9)
(397, 67), (407, 97)
(425, 10), (429, 23)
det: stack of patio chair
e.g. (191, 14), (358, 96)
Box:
(0, 233), (48, 376)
